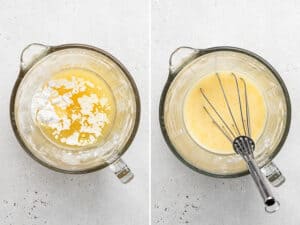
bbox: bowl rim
[10,43,141,174]
[159,46,291,178]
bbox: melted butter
[183,73,266,154]
[32,68,115,149]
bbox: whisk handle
[246,157,279,213]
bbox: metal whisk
[200,73,279,213]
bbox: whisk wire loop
[241,78,252,137]
[200,88,235,140]
[232,73,247,136]
[216,73,241,136]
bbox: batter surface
[31,68,116,149]
[184,73,266,154]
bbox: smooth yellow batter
[32,68,116,149]
[184,73,266,154]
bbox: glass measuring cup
[10,43,140,183]
[160,46,291,187]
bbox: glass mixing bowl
[160,46,291,185]
[10,43,140,183]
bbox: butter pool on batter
[184,73,266,154]
[31,68,116,149]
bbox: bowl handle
[20,43,50,72]
[108,157,134,184]
[261,161,285,187]
[169,46,201,76]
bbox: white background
[0,0,149,225]
[152,1,300,225]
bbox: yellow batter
[184,73,266,154]
[31,68,116,149]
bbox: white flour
[31,76,110,147]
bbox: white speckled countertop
[0,0,149,224]
[152,1,300,224]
